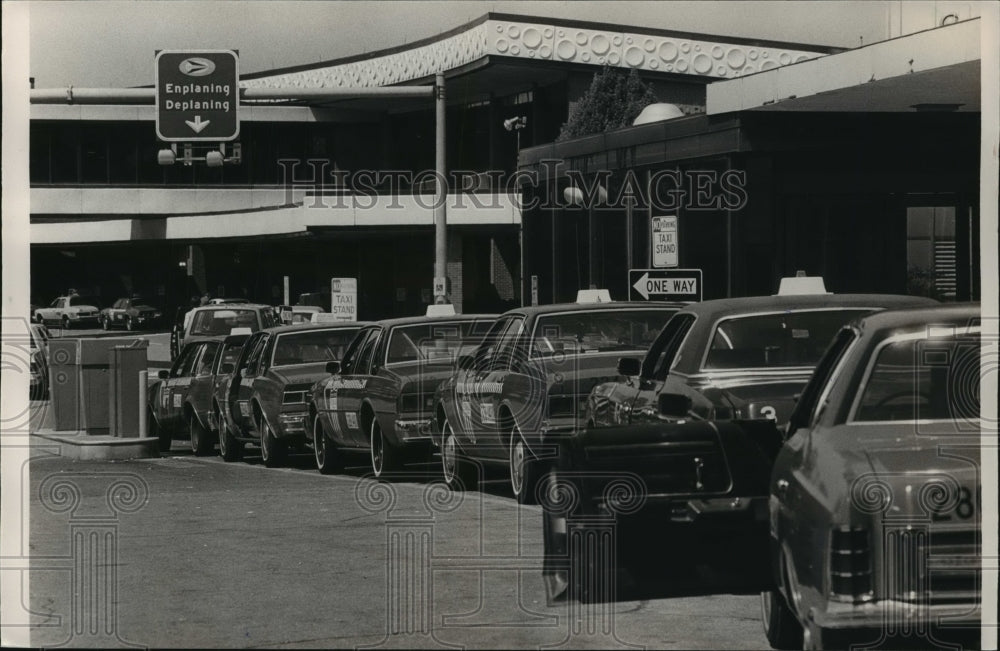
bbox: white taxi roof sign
[426,304,457,317]
[576,289,613,303]
[776,274,831,295]
[230,327,253,336]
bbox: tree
[557,67,658,141]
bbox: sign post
[629,268,702,302]
[651,216,678,268]
[155,50,239,142]
[330,278,358,321]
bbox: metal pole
[434,73,448,304]
[29,86,435,104]
[138,370,148,437]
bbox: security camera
[503,116,527,131]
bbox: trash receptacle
[79,337,144,435]
[49,339,81,431]
[108,340,149,438]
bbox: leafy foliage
[557,67,659,141]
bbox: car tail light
[829,526,873,603]
[547,396,575,417]
[399,393,433,413]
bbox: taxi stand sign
[155,49,239,142]
[629,268,703,302]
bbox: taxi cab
[763,303,982,649]
[542,277,937,602]
[309,308,496,477]
[432,291,680,503]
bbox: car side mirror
[220,362,234,375]
[325,360,341,375]
[157,370,170,380]
[617,357,641,376]
[658,392,692,418]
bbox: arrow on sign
[632,272,699,299]
[185,116,211,133]
[633,272,652,299]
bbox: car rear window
[704,309,871,369]
[853,334,982,422]
[190,309,260,336]
[386,320,492,364]
[531,309,675,357]
[272,328,360,366]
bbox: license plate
[239,401,250,417]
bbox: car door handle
[775,479,789,496]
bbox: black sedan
[544,289,937,602]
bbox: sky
[25,0,896,88]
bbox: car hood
[132,306,160,314]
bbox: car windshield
[531,309,674,356]
[386,320,492,364]
[854,333,982,422]
[704,309,871,369]
[271,328,360,366]
[190,309,260,336]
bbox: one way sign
[629,268,703,302]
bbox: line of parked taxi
[147,278,984,650]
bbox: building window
[906,206,956,300]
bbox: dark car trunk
[570,418,783,502]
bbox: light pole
[504,116,527,305]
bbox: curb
[31,430,162,461]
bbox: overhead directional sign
[155,50,239,141]
[629,268,703,302]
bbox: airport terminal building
[29,9,984,317]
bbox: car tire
[761,587,803,650]
[370,418,402,478]
[35,313,44,325]
[217,406,242,462]
[441,416,477,491]
[150,410,171,454]
[189,413,213,456]
[313,413,343,475]
[509,424,542,505]
[259,416,286,468]
[62,316,71,330]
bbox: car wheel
[441,416,476,491]
[370,418,402,478]
[509,424,542,505]
[62,316,71,330]
[313,413,343,474]
[217,406,242,462]
[34,313,44,325]
[189,413,213,456]
[150,410,171,454]
[761,586,803,649]
[259,416,285,468]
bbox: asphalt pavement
[25,443,771,649]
